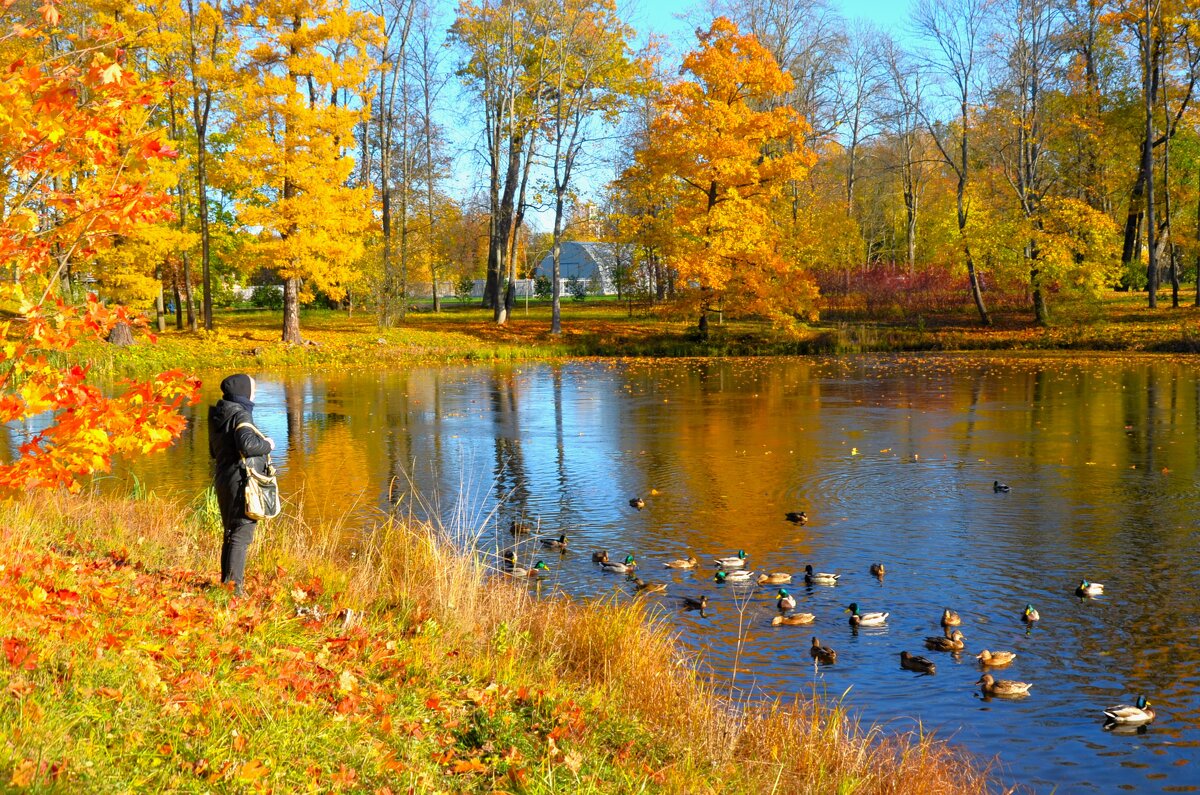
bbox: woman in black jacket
[209,374,275,595]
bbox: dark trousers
[220,520,257,590]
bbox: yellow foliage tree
[627,18,819,327]
[223,0,378,342]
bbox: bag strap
[234,422,272,467]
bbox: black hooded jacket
[209,398,273,528]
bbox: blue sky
[626,0,915,50]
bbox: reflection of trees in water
[551,366,578,529]
[491,369,531,525]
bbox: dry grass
[3,491,1005,793]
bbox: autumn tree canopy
[0,4,198,491]
[626,17,818,326]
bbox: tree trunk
[1144,3,1159,308]
[965,245,989,326]
[1195,166,1200,306]
[551,201,564,335]
[491,131,524,323]
[172,275,183,330]
[282,277,302,343]
[1030,243,1048,325]
[196,103,213,330]
[182,251,197,331]
[154,260,166,333]
[107,322,135,347]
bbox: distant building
[535,241,622,295]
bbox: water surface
[23,355,1200,792]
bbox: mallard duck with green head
[976,649,1017,667]
[925,629,966,652]
[541,533,568,551]
[508,560,550,578]
[714,569,755,583]
[776,589,797,612]
[1022,604,1040,623]
[900,651,937,674]
[713,550,748,569]
[601,554,637,574]
[757,572,792,585]
[977,674,1032,697]
[1075,579,1105,597]
[664,556,698,569]
[940,608,961,627]
[810,637,837,663]
[804,565,840,585]
[845,602,888,626]
[1103,696,1155,726]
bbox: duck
[900,651,937,674]
[509,520,533,535]
[713,550,748,569]
[757,572,793,585]
[508,560,549,578]
[601,554,638,574]
[680,594,708,611]
[772,612,816,626]
[845,602,888,627]
[870,562,886,578]
[540,533,568,551]
[976,649,1017,667]
[804,565,840,585]
[1022,604,1040,623]
[501,549,518,568]
[940,608,962,627]
[924,629,966,652]
[1075,579,1105,597]
[993,481,1011,493]
[784,511,808,524]
[1103,695,1155,726]
[976,673,1032,697]
[810,637,837,663]
[663,556,698,569]
[591,550,609,564]
[631,577,667,594]
[714,569,755,583]
[629,497,645,509]
[776,589,797,612]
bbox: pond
[29,355,1200,792]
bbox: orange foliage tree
[625,18,819,326]
[0,4,199,491]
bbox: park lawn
[59,290,1200,379]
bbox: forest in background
[5,0,1200,346]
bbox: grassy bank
[65,292,1200,378]
[0,492,996,793]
